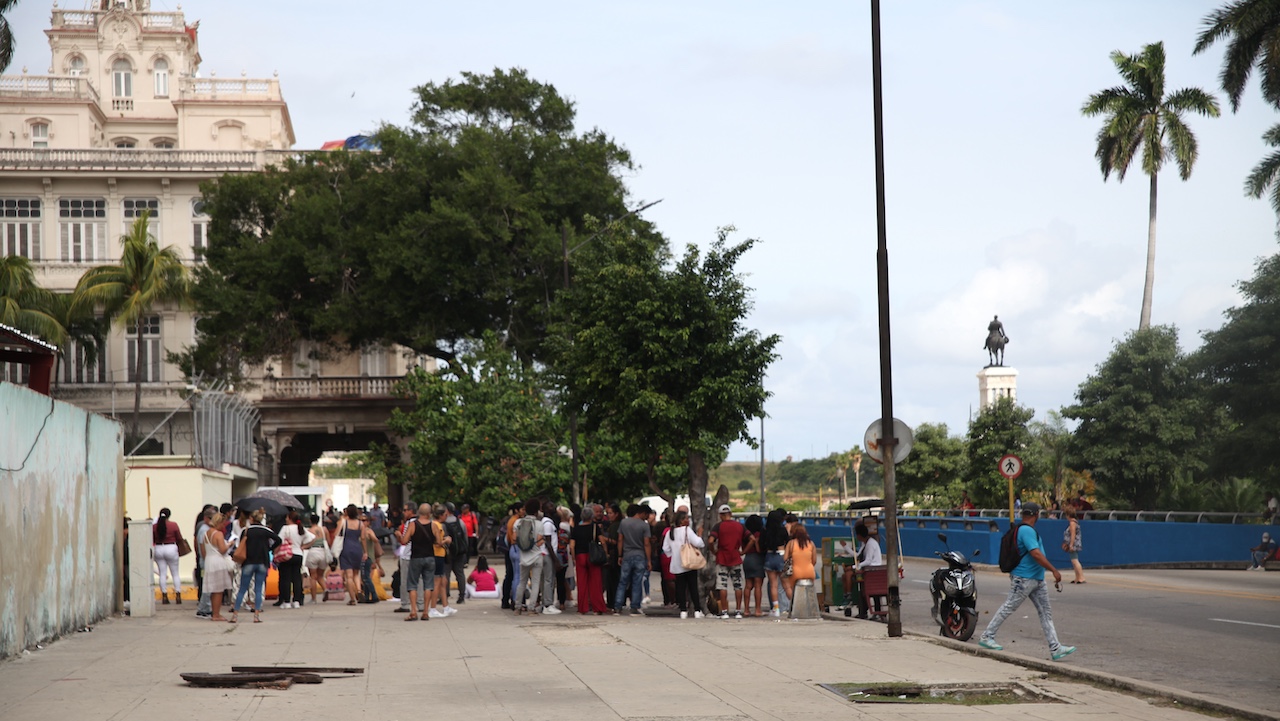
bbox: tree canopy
[185,68,658,379]
[552,227,779,527]
[962,398,1036,508]
[1064,326,1214,509]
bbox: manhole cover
[820,681,1064,705]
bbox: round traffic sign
[864,418,914,465]
[998,454,1023,480]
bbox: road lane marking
[970,571,1280,602]
[1209,618,1280,630]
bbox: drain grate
[820,681,1064,705]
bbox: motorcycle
[929,532,979,641]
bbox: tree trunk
[1139,172,1158,330]
[687,450,709,534]
[133,315,143,440]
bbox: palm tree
[0,255,65,345]
[1195,1,1280,215]
[45,291,107,386]
[1082,42,1220,330]
[1194,0,1280,112]
[75,212,191,438]
[0,0,19,74]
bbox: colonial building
[0,1,422,488]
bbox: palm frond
[1164,87,1222,116]
[1163,111,1199,181]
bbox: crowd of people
[163,495,847,626]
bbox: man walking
[614,504,651,616]
[396,503,436,621]
[978,502,1076,661]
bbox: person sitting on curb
[978,502,1077,662]
[1249,532,1276,571]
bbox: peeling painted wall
[0,382,123,659]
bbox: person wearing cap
[1249,532,1276,571]
[978,502,1077,661]
[709,504,747,619]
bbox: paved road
[891,557,1280,713]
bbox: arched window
[112,59,132,97]
[67,55,85,76]
[153,58,169,97]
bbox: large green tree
[1064,326,1214,509]
[388,332,571,512]
[1195,252,1280,480]
[185,68,656,379]
[76,213,190,438]
[1082,42,1220,330]
[963,398,1036,508]
[553,227,779,529]
[894,422,966,501]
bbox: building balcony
[0,147,305,173]
[51,380,190,410]
[0,74,100,104]
[179,77,283,103]
[260,375,401,400]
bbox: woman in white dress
[201,512,235,621]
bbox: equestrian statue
[984,315,1009,367]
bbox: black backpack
[998,522,1039,573]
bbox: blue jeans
[615,555,648,610]
[981,575,1062,652]
[233,563,268,612]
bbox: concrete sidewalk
[0,596,1267,721]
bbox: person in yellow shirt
[428,504,456,618]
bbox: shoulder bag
[679,528,707,570]
[273,528,295,564]
[176,528,192,557]
[232,530,248,565]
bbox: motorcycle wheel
[941,610,976,641]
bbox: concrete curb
[818,610,1278,720]
[919,629,1280,721]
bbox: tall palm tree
[1194,0,1280,112]
[0,0,19,74]
[0,254,65,345]
[75,212,191,438]
[1082,42,1220,330]
[45,291,107,386]
[1195,1,1280,215]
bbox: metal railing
[796,507,1269,525]
[260,375,400,399]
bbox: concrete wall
[0,382,123,659]
[124,457,257,585]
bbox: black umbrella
[247,488,306,510]
[235,496,289,517]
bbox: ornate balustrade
[0,75,100,103]
[180,77,282,102]
[261,375,400,399]
[51,9,187,31]
[0,148,262,172]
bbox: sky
[9,1,1278,463]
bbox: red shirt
[460,511,479,537]
[711,520,745,566]
[469,568,497,592]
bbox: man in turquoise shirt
[978,502,1077,661]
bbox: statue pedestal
[978,366,1018,410]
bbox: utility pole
[759,415,767,512]
[870,0,903,638]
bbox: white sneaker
[720,611,729,619]
[542,606,562,615]
[428,609,447,619]
[642,595,651,606]
[770,607,781,617]
[444,606,458,616]
[693,611,704,619]
[680,611,688,619]
[735,611,743,619]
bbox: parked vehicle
[929,532,979,641]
